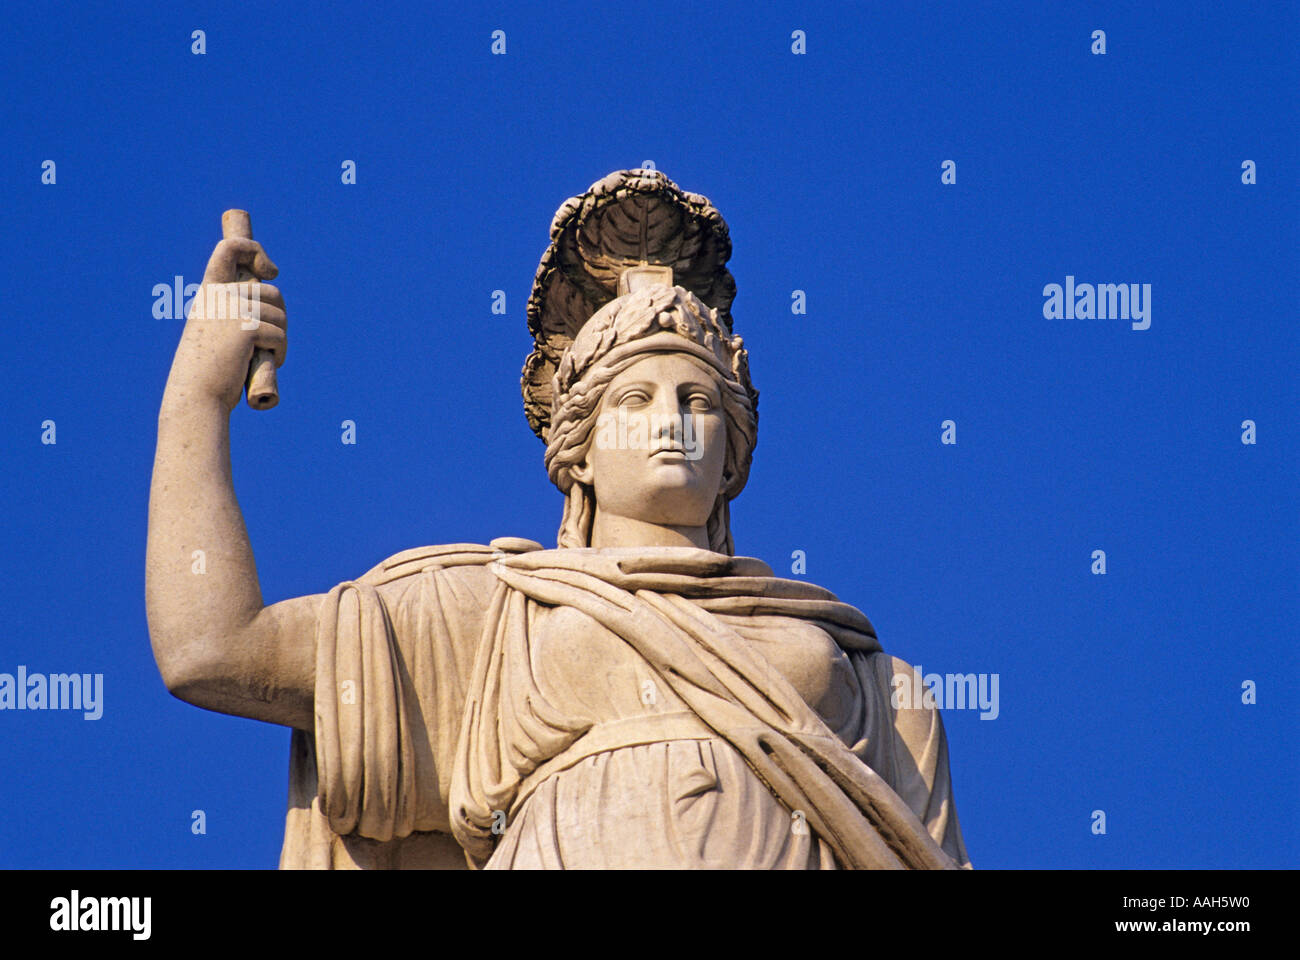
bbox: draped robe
[279,541,972,870]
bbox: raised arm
[145,229,316,730]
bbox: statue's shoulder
[357,537,546,587]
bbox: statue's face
[571,352,728,530]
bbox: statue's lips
[649,446,689,461]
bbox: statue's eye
[616,389,650,407]
[687,393,714,411]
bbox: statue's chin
[646,463,693,480]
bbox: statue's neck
[588,511,710,550]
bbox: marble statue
[146,169,973,869]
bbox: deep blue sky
[1,1,1295,869]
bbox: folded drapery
[280,544,971,870]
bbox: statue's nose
[648,397,684,445]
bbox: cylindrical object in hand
[221,209,279,410]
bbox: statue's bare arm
[145,234,317,730]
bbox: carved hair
[543,284,758,553]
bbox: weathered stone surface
[146,172,972,869]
